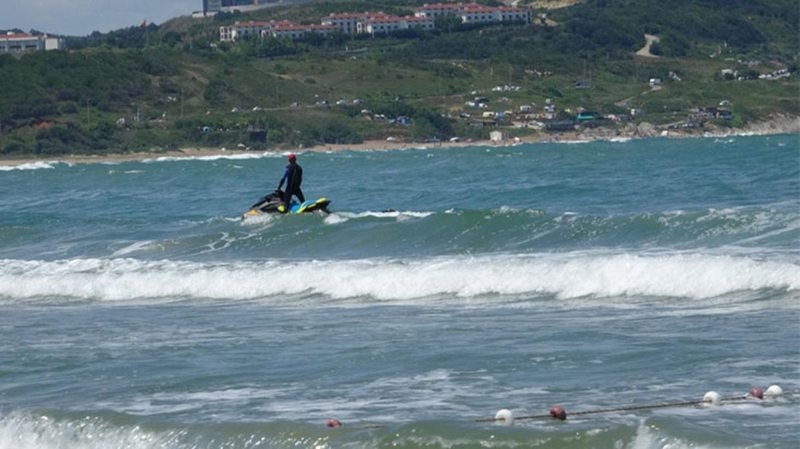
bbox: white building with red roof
[322,12,390,34]
[458,3,499,23]
[414,3,463,19]
[219,20,276,42]
[220,20,338,41]
[0,32,62,53]
[495,6,532,23]
[415,2,530,24]
[269,22,337,40]
[219,2,529,42]
[357,15,434,35]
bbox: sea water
[0,135,798,448]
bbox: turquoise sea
[0,134,798,448]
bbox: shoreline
[1,115,797,167]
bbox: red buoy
[749,387,764,399]
[549,406,567,420]
[326,418,342,428]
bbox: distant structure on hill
[0,31,62,53]
[218,2,531,41]
[200,0,312,17]
[415,2,532,24]
[203,0,223,16]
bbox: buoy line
[323,384,793,428]
[483,385,790,426]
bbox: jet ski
[241,189,330,218]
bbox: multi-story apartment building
[357,15,435,35]
[203,0,223,16]
[415,3,531,24]
[495,6,532,23]
[269,22,336,40]
[219,20,273,41]
[218,2,530,42]
[413,3,463,19]
[322,12,387,35]
[0,32,62,53]
[220,20,335,42]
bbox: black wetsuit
[278,162,304,207]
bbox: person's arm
[277,167,288,189]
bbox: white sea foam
[326,210,434,223]
[0,161,58,171]
[240,212,278,226]
[558,139,593,144]
[627,420,721,449]
[0,253,797,304]
[100,387,280,416]
[609,137,633,143]
[109,240,162,257]
[142,151,278,163]
[252,369,476,422]
[0,413,171,449]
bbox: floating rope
[474,398,717,423]
[326,384,793,428]
[480,384,791,425]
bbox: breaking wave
[1,252,796,304]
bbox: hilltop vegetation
[0,0,797,156]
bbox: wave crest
[1,253,796,303]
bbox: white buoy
[495,409,514,426]
[765,385,784,399]
[703,391,721,406]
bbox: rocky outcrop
[635,122,658,137]
[743,114,800,135]
[562,114,798,143]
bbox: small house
[490,130,508,142]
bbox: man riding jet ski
[242,153,330,218]
[277,152,303,213]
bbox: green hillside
[1,0,797,156]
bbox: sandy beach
[1,114,797,167]
[0,137,494,167]
[0,139,470,167]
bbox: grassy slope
[0,0,797,155]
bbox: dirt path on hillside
[530,0,582,9]
[636,34,660,58]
